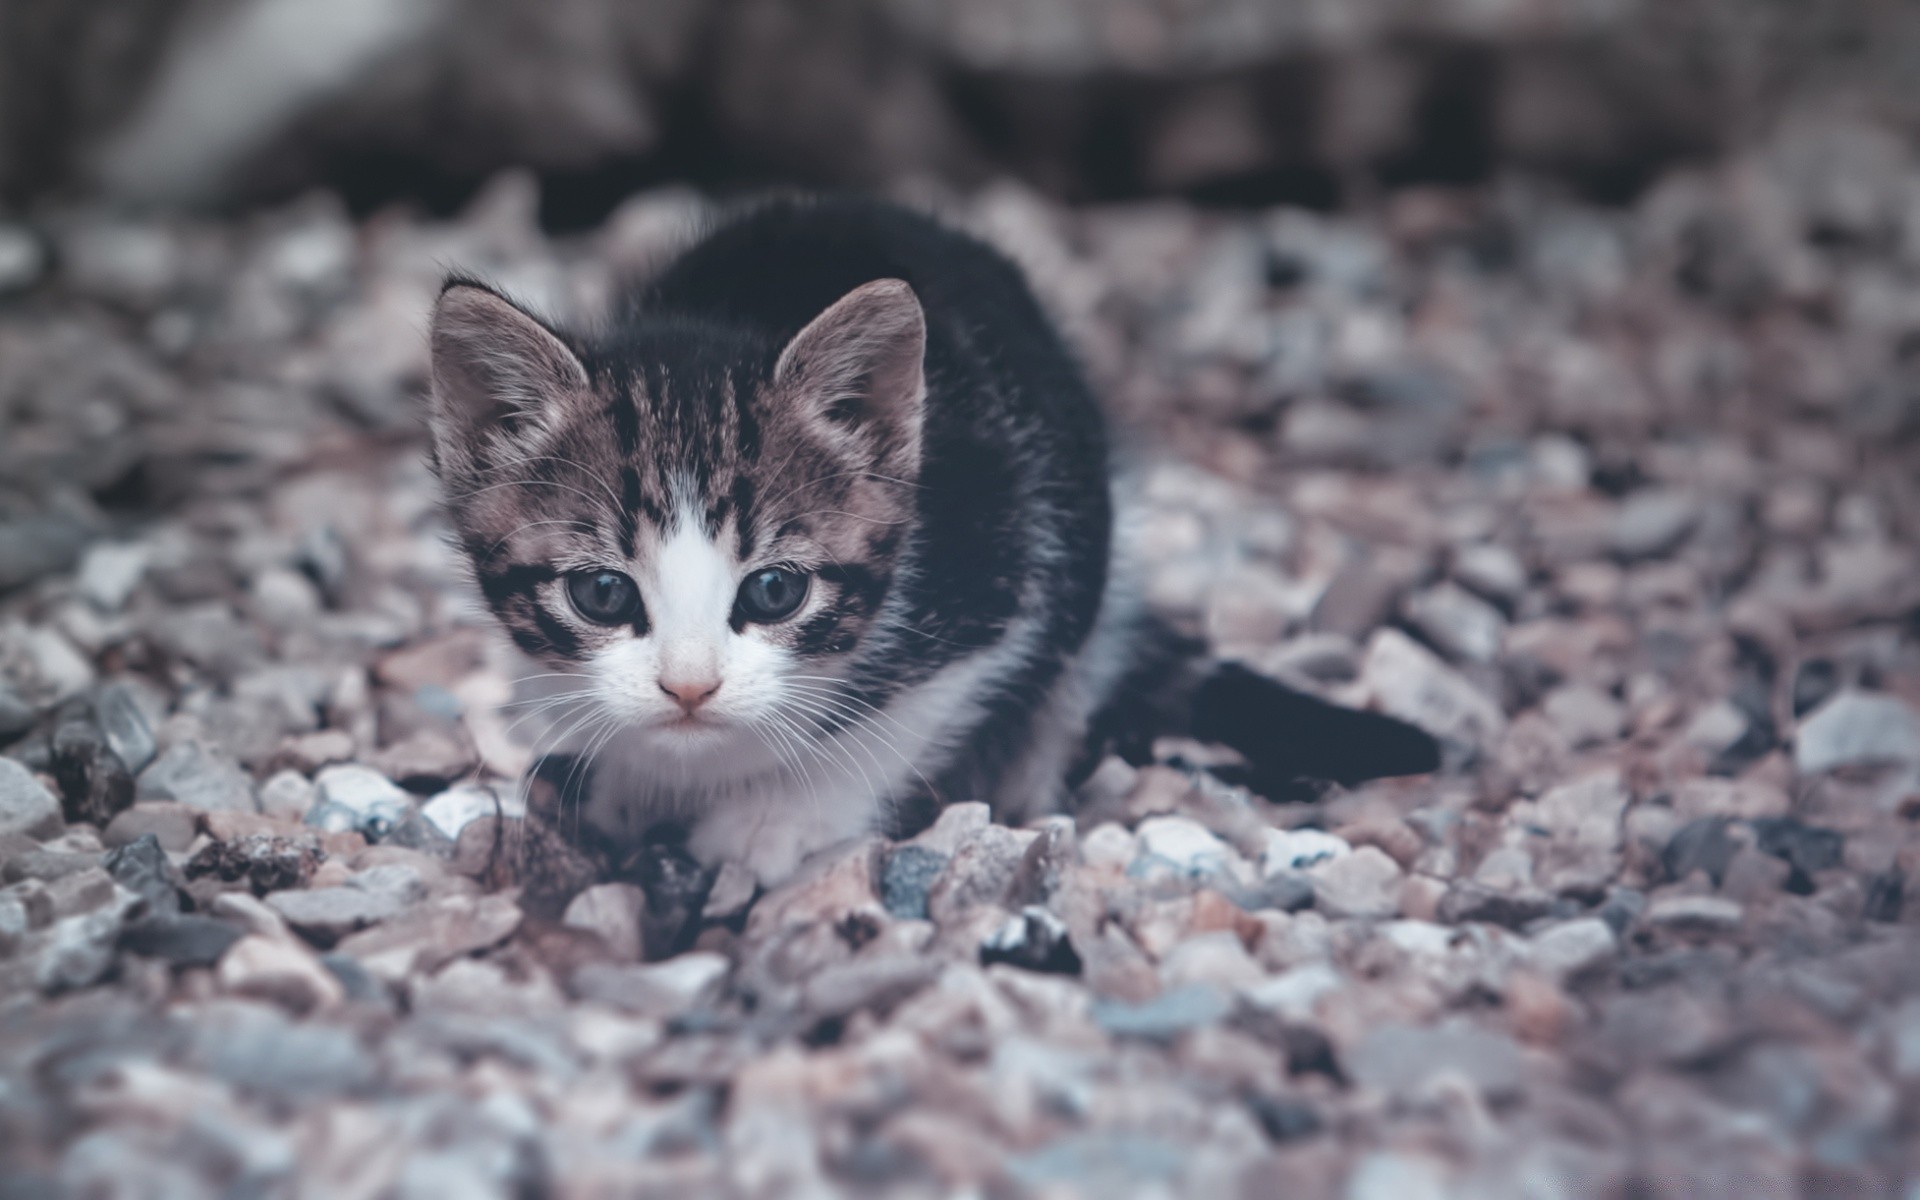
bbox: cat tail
[1082,616,1441,800]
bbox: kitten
[428,196,1437,887]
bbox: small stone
[333,893,521,979]
[1612,489,1700,559]
[1308,845,1403,919]
[0,683,36,740]
[907,802,991,856]
[0,222,47,293]
[1346,1151,1453,1200]
[880,845,947,920]
[218,934,346,1013]
[1525,770,1631,892]
[93,683,158,774]
[186,834,322,894]
[4,847,96,884]
[258,770,316,822]
[119,914,244,966]
[1453,543,1528,602]
[136,741,256,812]
[1260,828,1351,875]
[274,730,355,775]
[925,826,1033,926]
[75,542,147,611]
[572,951,729,1018]
[1157,929,1262,990]
[265,887,405,942]
[1645,893,1744,931]
[104,833,183,915]
[1133,816,1234,880]
[702,860,757,922]
[247,567,324,628]
[347,862,428,908]
[369,729,477,790]
[1348,1022,1528,1099]
[1748,817,1844,891]
[1541,684,1624,749]
[36,905,128,992]
[980,905,1082,975]
[1241,962,1343,1020]
[420,783,509,840]
[1524,917,1616,982]
[307,764,410,839]
[0,758,64,839]
[1794,690,1920,774]
[47,866,118,917]
[564,882,647,962]
[1402,582,1506,664]
[1359,628,1506,749]
[1662,817,1738,886]
[1091,983,1231,1040]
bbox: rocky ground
[3,114,1920,1198]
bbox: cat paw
[688,803,861,888]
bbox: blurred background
[9,0,1920,218]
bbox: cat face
[427,278,925,768]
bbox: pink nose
[659,676,721,713]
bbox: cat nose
[659,675,721,713]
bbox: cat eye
[735,566,810,624]
[566,570,641,625]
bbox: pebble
[1402,581,1506,664]
[217,933,346,1012]
[265,886,408,941]
[35,905,129,992]
[1612,489,1701,559]
[275,730,356,775]
[420,782,511,839]
[1644,893,1745,931]
[1795,690,1920,773]
[1360,627,1506,749]
[1524,917,1617,982]
[104,833,183,914]
[573,951,729,1018]
[980,905,1082,975]
[1347,1021,1529,1099]
[1452,542,1529,602]
[136,741,257,812]
[1091,983,1232,1040]
[563,882,647,962]
[1132,815,1235,881]
[258,770,317,822]
[880,844,947,920]
[75,542,148,611]
[1308,845,1403,919]
[0,222,46,293]
[703,860,758,923]
[0,758,64,839]
[306,764,410,838]
[333,893,521,980]
[120,914,245,966]
[94,683,158,774]
[1260,828,1352,875]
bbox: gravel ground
[3,116,1920,1198]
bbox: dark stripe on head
[732,476,757,560]
[619,467,643,555]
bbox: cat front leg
[686,786,880,887]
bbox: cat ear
[428,281,588,474]
[773,278,926,477]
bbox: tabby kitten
[428,196,1436,886]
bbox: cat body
[431,197,1132,884]
[430,195,1439,888]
